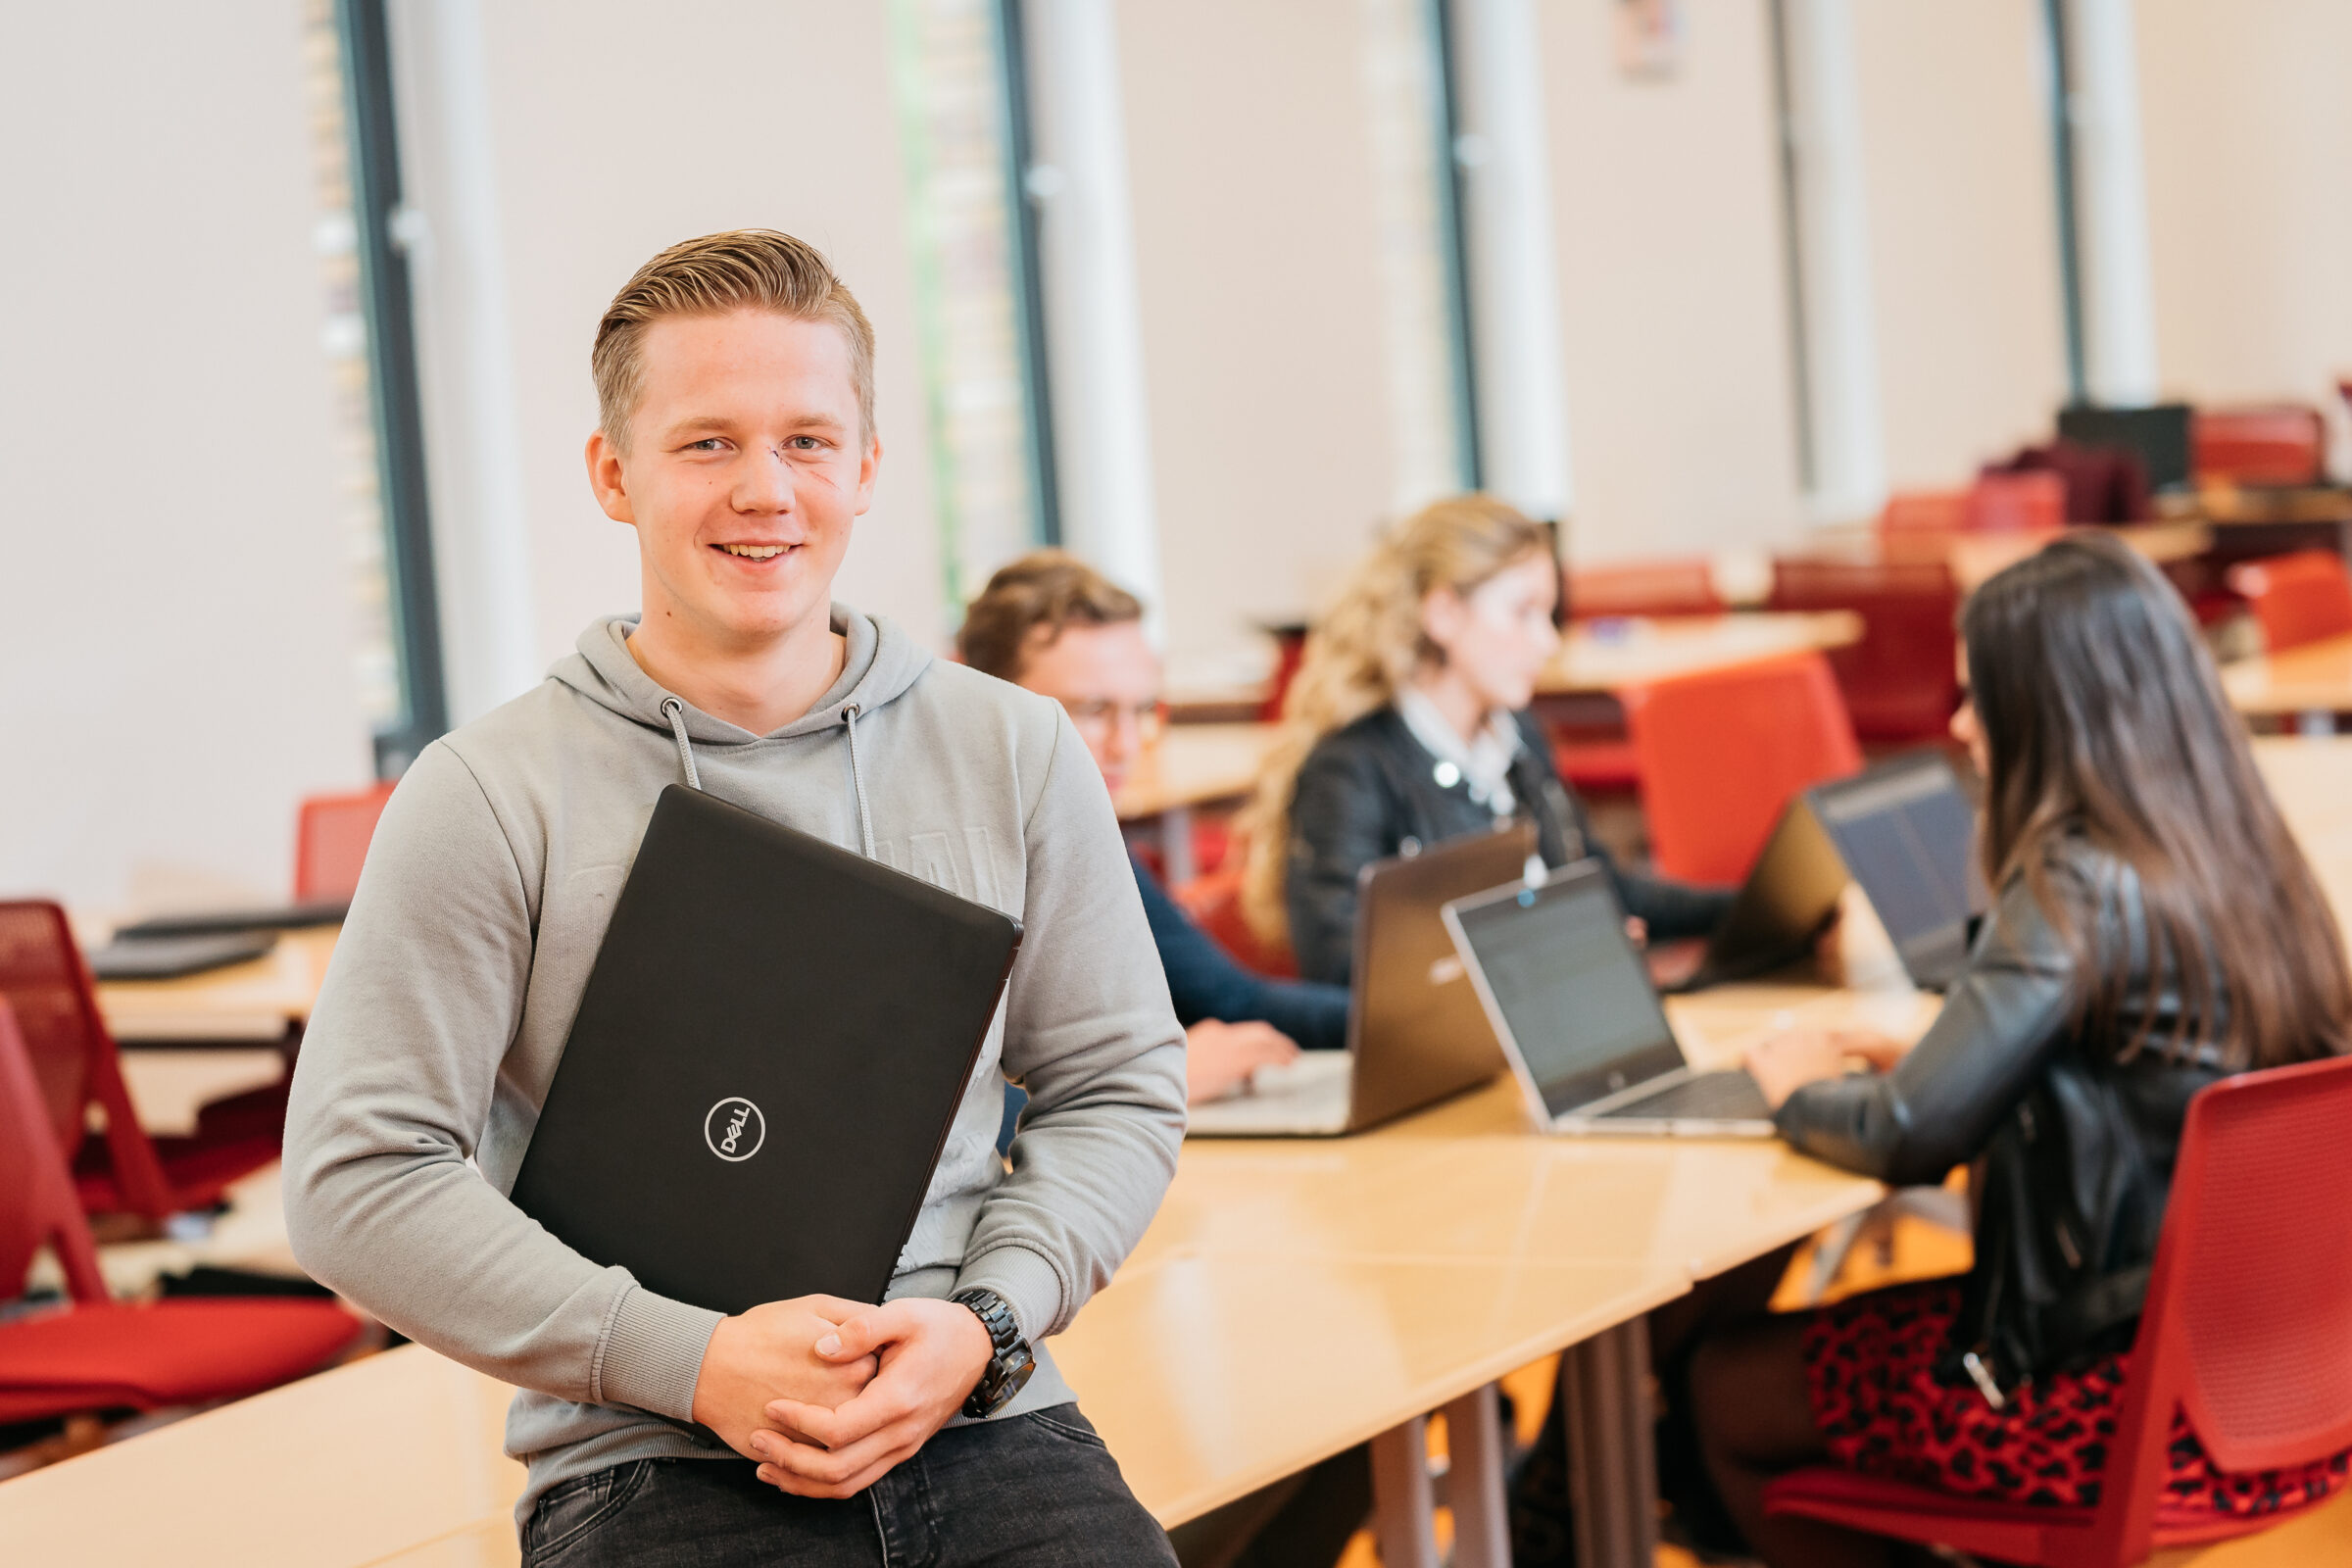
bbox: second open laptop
[1184,820,1538,1138]
[1683,750,1982,992]
[1445,858,1776,1138]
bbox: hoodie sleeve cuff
[952,1245,1067,1344]
[596,1283,724,1421]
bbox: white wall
[1116,0,1412,684]
[1851,0,2069,490]
[0,1,371,909]
[1537,0,1809,562]
[393,0,950,677]
[2137,0,2352,475]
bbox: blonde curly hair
[1238,495,1555,942]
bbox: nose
[734,448,796,514]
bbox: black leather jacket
[1776,840,2230,1393]
[1282,708,1736,985]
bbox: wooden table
[1540,611,1863,697]
[2224,634,2352,726]
[1109,722,1281,883]
[94,926,337,1043]
[2253,735,2352,934]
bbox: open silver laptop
[1443,860,1775,1138]
[1186,821,1538,1138]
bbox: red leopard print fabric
[1802,1282,2350,1517]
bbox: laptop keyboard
[1599,1068,1772,1122]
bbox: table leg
[1160,805,1196,886]
[2298,709,2337,737]
[1444,1383,1511,1568]
[1561,1317,1659,1568]
[1369,1412,1438,1568]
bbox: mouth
[713,542,795,562]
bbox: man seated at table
[959,552,1349,1105]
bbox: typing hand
[688,1296,879,1460]
[1183,1018,1301,1104]
[749,1297,995,1498]
[1744,1027,1906,1109]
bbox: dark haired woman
[1688,534,2352,1568]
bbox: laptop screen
[1449,868,1686,1119]
[1810,756,1981,975]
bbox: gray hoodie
[282,609,1187,1521]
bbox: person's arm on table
[280,747,872,1462]
[1755,876,2078,1186]
[752,714,1188,1497]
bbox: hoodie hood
[549,605,933,855]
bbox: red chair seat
[0,1298,362,1423]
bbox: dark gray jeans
[522,1405,1177,1567]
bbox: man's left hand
[748,1297,996,1498]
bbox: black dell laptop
[511,786,1023,1315]
[1682,750,1982,992]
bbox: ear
[851,431,883,515]
[585,428,637,526]
[1419,584,1467,656]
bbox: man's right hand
[689,1296,880,1460]
[1184,1018,1301,1103]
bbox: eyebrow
[657,412,851,443]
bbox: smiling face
[1418,551,1562,713]
[585,308,878,654]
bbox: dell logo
[704,1097,766,1163]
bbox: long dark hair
[1962,533,2350,1069]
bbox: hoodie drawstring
[660,697,702,791]
[841,703,876,858]
[660,693,875,860]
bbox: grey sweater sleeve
[280,744,722,1421]
[952,714,1189,1341]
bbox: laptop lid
[1346,821,1539,1130]
[1806,751,1982,989]
[511,785,1022,1315]
[1444,861,1688,1124]
[1688,793,1850,988]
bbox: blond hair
[592,229,876,450]
[1239,495,1555,941]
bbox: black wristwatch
[952,1287,1036,1419]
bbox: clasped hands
[688,1294,996,1498]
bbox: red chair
[1879,491,1970,533]
[1171,867,1299,979]
[293,781,397,903]
[0,1000,362,1425]
[1769,559,1964,743]
[1257,626,1309,724]
[1619,652,1863,885]
[1964,470,2066,533]
[1564,559,1724,620]
[0,902,285,1221]
[2225,550,2352,654]
[2195,406,2327,489]
[1764,1052,2352,1566]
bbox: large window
[303,0,446,776]
[891,0,1058,615]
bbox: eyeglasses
[1058,698,1167,744]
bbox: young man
[283,232,1187,1565]
[959,553,1350,1103]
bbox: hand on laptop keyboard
[1187,1019,1302,1104]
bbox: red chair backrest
[1879,491,1970,533]
[2089,1053,2352,1560]
[2224,549,2352,653]
[1768,558,1964,742]
[0,1000,109,1305]
[1619,652,1863,886]
[1170,867,1299,980]
[0,901,172,1218]
[1258,629,1309,725]
[2194,406,2327,488]
[1964,470,2065,533]
[293,781,397,903]
[1565,559,1724,620]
